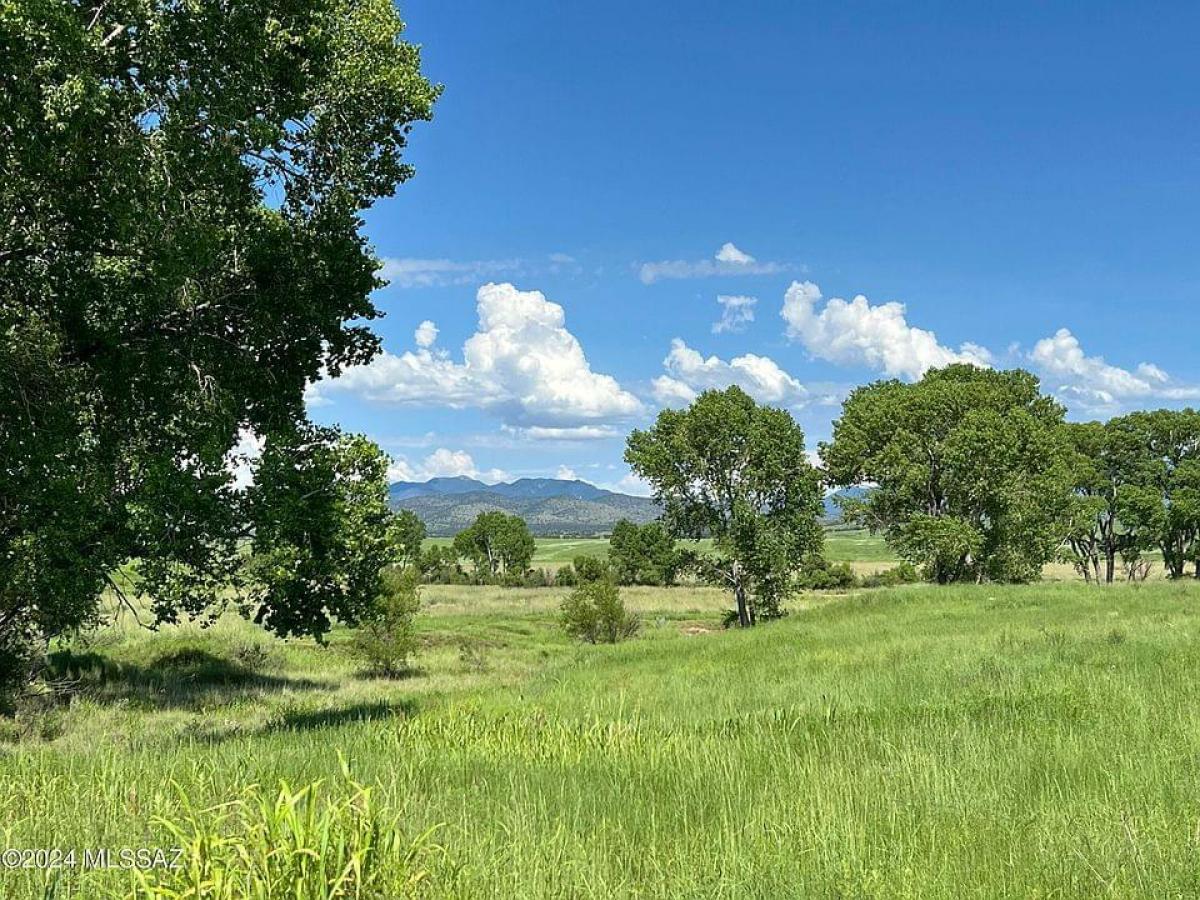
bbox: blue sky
[308,1,1200,492]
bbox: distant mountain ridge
[388,477,659,535]
[390,477,867,536]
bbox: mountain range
[388,477,660,535]
[389,476,866,536]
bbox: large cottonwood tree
[0,0,438,685]
[625,386,824,626]
[822,365,1070,583]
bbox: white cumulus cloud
[555,465,579,481]
[1028,328,1200,412]
[652,338,807,407]
[715,242,755,264]
[414,320,438,348]
[780,280,992,381]
[387,447,509,484]
[712,294,757,334]
[639,243,786,285]
[308,282,643,432]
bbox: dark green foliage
[627,387,824,626]
[608,520,681,585]
[0,0,437,698]
[419,545,467,584]
[1105,410,1200,579]
[352,568,421,678]
[823,366,1070,584]
[389,510,427,571]
[1060,420,1148,583]
[554,565,578,587]
[795,560,857,590]
[571,555,611,584]
[244,430,400,640]
[560,580,640,644]
[0,635,35,716]
[453,513,536,581]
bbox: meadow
[3,542,1200,897]
[427,529,897,571]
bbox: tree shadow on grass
[44,648,333,711]
[269,699,418,733]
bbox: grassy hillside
[4,579,1200,897]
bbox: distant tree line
[410,369,1199,635]
[408,513,683,589]
[622,372,1200,629]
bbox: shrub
[859,562,921,588]
[796,560,857,590]
[353,569,421,677]
[523,568,553,588]
[419,545,466,584]
[554,564,578,587]
[560,580,639,644]
[230,640,273,672]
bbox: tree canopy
[1109,409,1200,579]
[453,512,536,581]
[0,0,438,664]
[822,365,1070,583]
[607,520,680,586]
[625,386,824,626]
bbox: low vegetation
[560,579,640,644]
[352,569,423,678]
[4,579,1200,897]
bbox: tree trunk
[1104,549,1116,585]
[733,582,751,628]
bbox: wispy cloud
[379,257,523,289]
[379,253,586,289]
[638,243,787,285]
[712,294,757,334]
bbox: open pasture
[4,577,1200,897]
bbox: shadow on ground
[44,647,333,710]
[268,699,418,733]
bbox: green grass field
[4,566,1200,897]
[426,529,894,568]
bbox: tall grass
[128,760,441,899]
[4,581,1200,897]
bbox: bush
[353,569,421,677]
[859,562,920,588]
[554,564,578,587]
[523,568,553,588]
[796,560,857,590]
[230,640,274,672]
[560,580,639,644]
